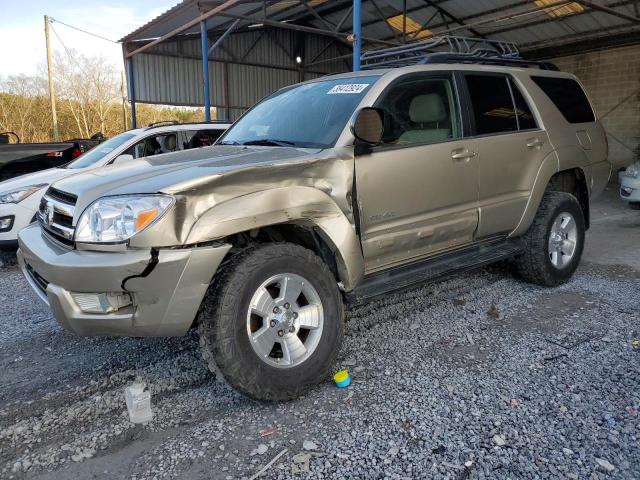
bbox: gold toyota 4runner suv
[18,39,611,400]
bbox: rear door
[460,72,555,238]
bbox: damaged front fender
[186,186,364,291]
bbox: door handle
[526,138,544,149]
[451,150,477,162]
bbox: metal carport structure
[120,0,640,127]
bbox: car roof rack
[361,35,558,71]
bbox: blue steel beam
[200,20,211,122]
[352,0,362,71]
[127,58,137,128]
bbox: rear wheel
[198,243,344,401]
[515,191,585,286]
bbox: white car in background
[0,122,231,247]
[619,161,640,209]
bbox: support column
[200,20,211,122]
[352,0,362,71]
[126,57,137,129]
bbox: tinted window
[509,79,537,130]
[532,76,595,123]
[466,75,518,135]
[376,75,461,146]
[183,129,225,149]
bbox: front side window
[220,76,379,148]
[375,75,461,146]
[466,74,518,135]
[124,133,179,159]
[531,76,595,124]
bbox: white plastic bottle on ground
[124,381,153,424]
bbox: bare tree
[50,50,119,138]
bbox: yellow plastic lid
[333,370,349,382]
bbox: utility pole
[44,15,60,141]
[120,71,128,131]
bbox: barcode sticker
[327,84,370,94]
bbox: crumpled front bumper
[17,224,231,336]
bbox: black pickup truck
[0,132,103,181]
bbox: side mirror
[352,107,383,145]
[112,154,133,165]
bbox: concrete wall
[552,44,640,168]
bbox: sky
[0,0,177,77]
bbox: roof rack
[361,35,558,71]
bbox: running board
[345,239,523,304]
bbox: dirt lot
[1,184,639,479]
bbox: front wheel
[515,191,585,286]
[198,243,344,401]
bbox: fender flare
[511,146,589,237]
[185,186,365,291]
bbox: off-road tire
[515,191,585,286]
[198,243,344,401]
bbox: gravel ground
[0,187,638,480]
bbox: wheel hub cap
[548,211,578,269]
[246,273,324,369]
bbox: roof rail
[144,120,232,130]
[361,35,558,71]
[147,120,179,128]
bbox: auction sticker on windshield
[327,84,370,94]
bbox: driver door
[355,73,479,273]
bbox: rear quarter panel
[509,71,609,236]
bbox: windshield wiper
[217,140,241,145]
[242,139,296,147]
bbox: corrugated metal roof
[121,0,640,111]
[122,1,640,49]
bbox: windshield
[66,133,136,169]
[220,76,379,148]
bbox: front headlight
[625,164,639,178]
[0,184,47,204]
[75,195,175,243]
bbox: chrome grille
[38,188,77,247]
[47,187,78,204]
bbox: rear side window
[532,76,595,123]
[465,75,518,135]
[509,79,537,130]
[183,129,225,149]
